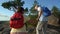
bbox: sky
[0,0,60,17]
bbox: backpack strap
[11,18,21,21]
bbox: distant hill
[0,14,10,21]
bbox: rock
[48,15,59,26]
[1,28,11,34]
[47,28,60,34]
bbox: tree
[24,8,28,14]
[52,6,60,24]
[30,0,38,14]
[2,0,28,13]
[27,0,39,26]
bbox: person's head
[34,5,39,10]
[17,7,24,14]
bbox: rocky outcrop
[48,15,59,26]
[0,22,10,34]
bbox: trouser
[36,21,47,34]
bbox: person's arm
[38,10,42,18]
[37,7,42,21]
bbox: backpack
[10,12,24,29]
[42,7,51,17]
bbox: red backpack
[10,12,24,29]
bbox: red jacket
[10,12,24,29]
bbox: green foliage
[24,8,28,13]
[30,0,38,13]
[14,0,25,7]
[52,6,60,18]
[2,0,29,13]
[2,0,25,11]
[29,14,37,19]
[2,2,12,10]
[52,6,60,24]
[26,0,39,26]
[29,0,38,20]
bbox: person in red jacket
[10,7,27,34]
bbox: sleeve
[37,7,42,12]
[37,7,42,15]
